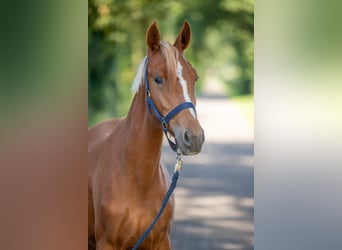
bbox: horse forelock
[131,41,179,93]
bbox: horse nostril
[183,130,192,146]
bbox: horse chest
[113,189,174,228]
[104,199,173,248]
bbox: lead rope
[132,150,183,250]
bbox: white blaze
[176,61,196,118]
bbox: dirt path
[161,95,254,250]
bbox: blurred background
[89,0,254,249]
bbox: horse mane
[131,56,147,93]
[131,41,179,93]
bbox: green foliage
[89,0,254,126]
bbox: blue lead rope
[132,153,183,250]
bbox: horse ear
[174,20,191,52]
[146,21,160,53]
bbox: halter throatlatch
[144,58,196,152]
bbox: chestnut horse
[88,21,204,249]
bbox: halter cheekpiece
[144,58,196,152]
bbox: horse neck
[123,85,164,185]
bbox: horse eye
[195,75,200,82]
[154,76,163,84]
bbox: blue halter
[144,58,196,152]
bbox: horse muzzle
[174,126,205,155]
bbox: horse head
[145,21,205,155]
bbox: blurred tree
[176,0,253,96]
[88,0,254,126]
[88,0,176,125]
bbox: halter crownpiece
[143,58,196,152]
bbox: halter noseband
[144,58,196,152]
